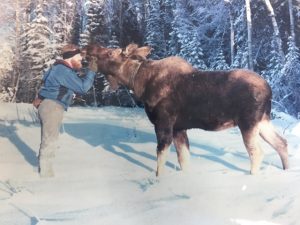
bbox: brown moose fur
[86,44,289,176]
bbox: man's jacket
[38,60,96,110]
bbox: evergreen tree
[71,0,84,44]
[173,0,206,69]
[262,38,284,86]
[187,0,230,62]
[209,47,229,70]
[49,0,77,47]
[107,33,120,48]
[0,43,14,102]
[21,4,53,73]
[161,0,175,56]
[18,4,53,102]
[178,31,207,69]
[261,38,285,112]
[80,0,106,46]
[231,45,248,69]
[78,0,104,106]
[145,0,166,59]
[168,0,180,56]
[168,29,179,56]
[98,34,120,106]
[120,0,142,46]
[282,36,300,116]
[230,1,248,69]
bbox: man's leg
[38,99,64,177]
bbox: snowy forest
[0,0,300,117]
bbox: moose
[85,44,288,176]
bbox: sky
[0,103,300,225]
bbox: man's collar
[54,59,73,70]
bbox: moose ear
[110,48,122,58]
[124,44,138,56]
[134,46,152,58]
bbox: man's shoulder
[52,61,75,74]
[53,60,73,70]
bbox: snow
[0,103,300,225]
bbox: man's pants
[38,99,64,177]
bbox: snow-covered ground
[0,103,300,225]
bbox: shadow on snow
[0,119,38,167]
[0,118,252,173]
[64,122,249,173]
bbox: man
[35,44,98,177]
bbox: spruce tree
[231,45,248,69]
[145,0,166,59]
[179,31,207,69]
[282,36,300,116]
[173,0,206,69]
[80,0,106,47]
[0,43,14,102]
[262,38,284,87]
[19,4,53,102]
[161,0,175,56]
[209,47,229,70]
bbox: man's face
[70,53,83,70]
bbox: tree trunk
[263,0,285,61]
[288,0,295,41]
[119,0,124,46]
[245,0,253,70]
[225,1,235,66]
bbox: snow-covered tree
[178,31,207,69]
[119,0,141,46]
[43,0,77,48]
[0,43,14,102]
[282,36,300,115]
[161,0,175,56]
[172,0,207,69]
[260,38,285,112]
[262,38,284,85]
[145,0,166,59]
[18,3,53,102]
[80,0,106,46]
[209,47,229,70]
[107,33,120,48]
[231,45,248,69]
[262,0,285,62]
[187,0,230,61]
[0,44,14,82]
[22,5,53,73]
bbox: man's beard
[71,59,82,70]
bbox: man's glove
[88,56,98,72]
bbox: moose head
[84,44,152,91]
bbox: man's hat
[61,44,81,59]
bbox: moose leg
[173,130,190,172]
[155,125,173,177]
[259,120,289,170]
[240,125,264,174]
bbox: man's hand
[88,56,98,72]
[32,98,42,109]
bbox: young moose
[86,44,288,176]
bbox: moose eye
[107,50,114,57]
